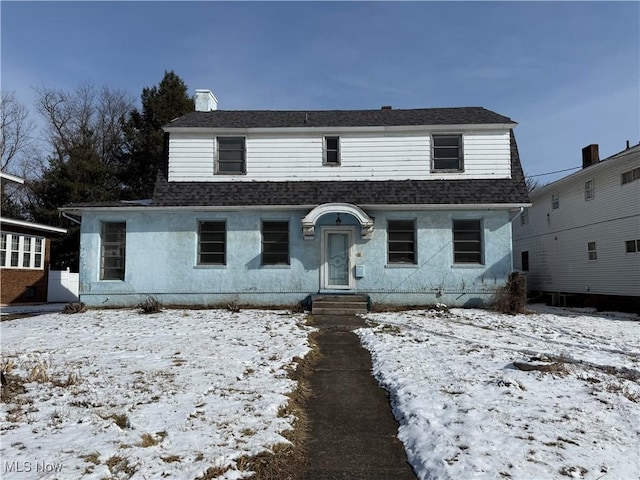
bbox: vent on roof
[195,89,218,112]
[381,105,392,110]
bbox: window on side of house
[453,219,483,264]
[521,251,529,271]
[587,241,597,261]
[261,221,290,265]
[216,137,246,174]
[198,221,226,265]
[101,222,126,280]
[584,179,594,201]
[551,192,560,209]
[432,134,463,171]
[387,219,416,264]
[324,136,340,166]
[520,208,529,225]
[621,167,640,185]
[0,233,45,269]
[625,239,640,253]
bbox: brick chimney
[582,144,599,169]
[195,89,218,112]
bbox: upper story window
[101,222,126,280]
[387,219,416,264]
[625,239,640,253]
[587,241,597,261]
[520,208,529,225]
[261,221,290,265]
[324,136,340,166]
[621,167,640,185]
[453,219,483,264]
[584,179,594,201]
[551,192,560,209]
[432,134,463,171]
[198,221,226,265]
[216,137,246,174]
[0,232,45,270]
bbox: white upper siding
[513,145,640,297]
[167,130,511,182]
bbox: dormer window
[324,136,340,166]
[432,134,463,171]
[216,137,246,174]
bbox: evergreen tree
[119,71,194,199]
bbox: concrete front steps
[311,294,370,315]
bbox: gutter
[61,212,82,225]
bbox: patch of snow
[1,309,312,479]
[358,307,640,480]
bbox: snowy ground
[358,305,640,480]
[0,309,312,479]
[1,305,638,480]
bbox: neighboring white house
[513,142,640,311]
[61,90,530,308]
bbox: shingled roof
[152,131,529,207]
[166,107,516,129]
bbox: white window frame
[587,241,597,261]
[432,134,464,172]
[0,232,45,270]
[215,136,246,174]
[625,239,640,253]
[621,167,640,185]
[323,136,341,166]
[551,192,560,209]
[520,208,529,225]
[584,179,594,201]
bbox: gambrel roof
[152,131,529,207]
[167,107,516,129]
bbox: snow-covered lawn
[0,309,312,479]
[358,305,640,480]
[2,305,639,480]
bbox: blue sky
[2,1,638,184]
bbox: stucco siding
[79,208,514,308]
[167,131,511,182]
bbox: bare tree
[0,91,36,173]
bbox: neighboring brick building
[1,218,67,304]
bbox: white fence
[48,268,79,303]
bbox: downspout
[508,207,525,223]
[61,212,82,225]
[508,207,525,272]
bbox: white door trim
[320,226,355,291]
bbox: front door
[321,228,354,290]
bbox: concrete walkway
[305,315,416,480]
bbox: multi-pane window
[387,220,416,264]
[625,239,640,253]
[587,241,597,261]
[520,208,529,225]
[621,167,640,185]
[324,136,340,165]
[261,221,290,265]
[453,219,482,264]
[584,179,594,200]
[217,137,246,174]
[101,222,126,280]
[198,221,226,265]
[0,233,45,269]
[521,251,529,271]
[551,192,560,209]
[432,134,463,171]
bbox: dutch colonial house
[61,90,530,309]
[513,142,640,312]
[1,172,67,304]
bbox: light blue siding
[79,209,514,308]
